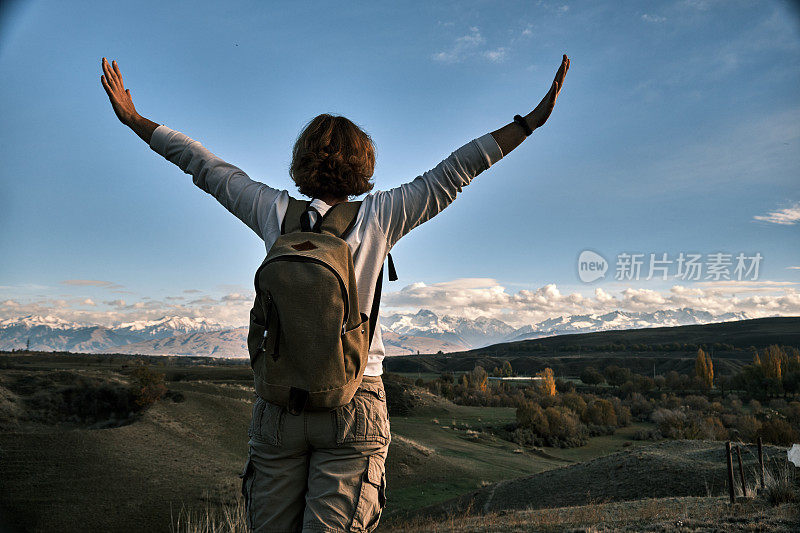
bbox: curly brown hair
[290,114,376,199]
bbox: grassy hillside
[1,350,797,532]
[471,316,800,353]
[409,440,788,517]
[385,317,800,376]
[384,496,799,532]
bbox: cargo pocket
[238,452,255,531]
[249,396,284,447]
[334,384,390,445]
[350,454,387,532]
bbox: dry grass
[381,496,800,532]
[170,490,247,533]
[762,460,798,506]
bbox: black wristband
[513,114,533,136]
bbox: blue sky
[1,0,798,327]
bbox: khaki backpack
[247,198,394,414]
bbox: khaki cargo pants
[239,376,390,532]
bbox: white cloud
[641,13,666,23]
[222,292,251,302]
[696,280,797,290]
[4,277,799,330]
[535,1,570,14]
[60,279,123,289]
[432,26,515,64]
[787,266,800,270]
[431,26,486,63]
[753,202,800,225]
[382,278,800,326]
[483,47,508,63]
[683,0,714,10]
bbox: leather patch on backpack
[291,240,317,251]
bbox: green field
[385,402,657,514]
[1,350,796,532]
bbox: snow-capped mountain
[0,308,751,356]
[381,309,517,349]
[108,327,249,358]
[509,308,749,342]
[0,315,79,330]
[0,315,224,352]
[115,316,223,339]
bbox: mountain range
[0,308,750,357]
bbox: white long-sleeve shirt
[149,125,504,375]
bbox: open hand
[528,54,570,129]
[101,58,138,126]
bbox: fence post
[757,437,765,490]
[726,441,735,504]
[736,445,748,498]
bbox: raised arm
[371,55,569,248]
[100,58,159,144]
[490,54,569,156]
[100,57,282,239]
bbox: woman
[101,53,569,532]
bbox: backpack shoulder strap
[281,199,363,238]
[368,252,397,349]
[281,198,311,235]
[319,200,363,239]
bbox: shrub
[555,378,575,393]
[734,415,762,442]
[516,400,548,435]
[768,399,788,411]
[543,406,588,447]
[651,408,687,439]
[783,402,800,425]
[560,392,587,416]
[758,419,799,446]
[610,397,631,426]
[129,365,167,409]
[626,392,654,420]
[662,394,682,409]
[684,395,710,412]
[580,366,605,385]
[604,365,632,387]
[749,399,762,414]
[726,393,742,410]
[632,428,662,441]
[514,401,588,448]
[583,399,617,427]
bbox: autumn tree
[536,367,556,397]
[501,360,513,377]
[467,365,488,392]
[762,345,784,380]
[694,348,714,389]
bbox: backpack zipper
[254,255,350,335]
